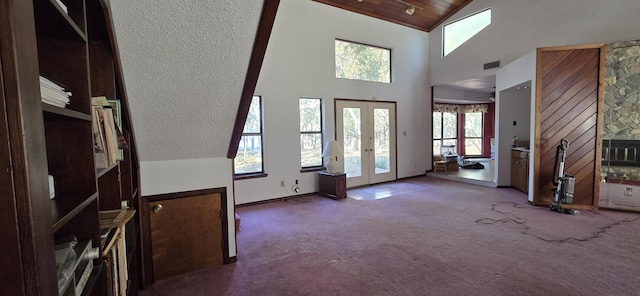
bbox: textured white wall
[235,0,431,204]
[429,0,640,87]
[109,0,263,161]
[109,0,265,259]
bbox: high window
[235,96,264,176]
[335,39,391,83]
[299,98,323,169]
[433,112,458,155]
[443,8,491,56]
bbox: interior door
[149,193,223,281]
[336,100,396,187]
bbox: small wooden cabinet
[511,149,529,193]
[318,172,347,199]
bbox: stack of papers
[40,76,71,108]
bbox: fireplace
[603,140,640,167]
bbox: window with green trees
[300,98,323,169]
[433,112,458,155]
[464,112,483,156]
[335,39,391,83]
[443,8,491,56]
[235,96,264,175]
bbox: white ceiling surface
[108,0,264,161]
[434,75,496,104]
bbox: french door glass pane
[374,109,390,174]
[343,108,362,178]
[300,133,322,167]
[443,112,457,138]
[235,135,262,174]
[465,138,482,156]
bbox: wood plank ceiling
[313,0,474,32]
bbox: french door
[336,100,396,188]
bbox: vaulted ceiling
[313,0,474,32]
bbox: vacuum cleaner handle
[552,144,562,186]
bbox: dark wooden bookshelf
[0,0,140,294]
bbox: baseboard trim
[226,256,238,264]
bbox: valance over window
[433,103,488,113]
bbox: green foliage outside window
[335,39,391,83]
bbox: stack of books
[92,96,127,168]
[40,76,71,108]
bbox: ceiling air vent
[483,60,501,70]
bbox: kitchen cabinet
[511,149,529,193]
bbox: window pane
[243,96,261,133]
[465,112,482,137]
[433,112,442,139]
[335,39,391,83]
[442,139,457,154]
[465,138,482,156]
[301,133,322,167]
[433,140,442,156]
[300,98,321,132]
[235,135,262,174]
[443,9,491,56]
[442,112,457,138]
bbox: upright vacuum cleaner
[550,139,579,214]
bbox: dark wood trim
[140,187,229,286]
[1,0,58,293]
[234,172,269,180]
[227,0,280,159]
[0,32,27,296]
[427,0,474,32]
[593,45,606,209]
[334,97,396,104]
[532,48,543,206]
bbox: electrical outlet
[280,180,285,187]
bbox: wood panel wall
[534,45,605,208]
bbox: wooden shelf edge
[42,103,92,121]
[52,193,99,232]
[96,162,119,178]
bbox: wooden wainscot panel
[533,44,605,210]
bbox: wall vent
[483,60,501,70]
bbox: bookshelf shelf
[51,193,98,232]
[97,162,119,178]
[42,103,93,121]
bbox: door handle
[153,204,164,213]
